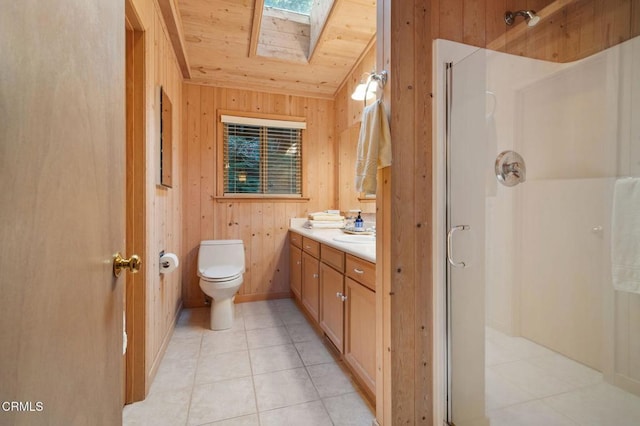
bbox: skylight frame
[263,0,313,16]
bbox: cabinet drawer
[321,244,345,272]
[345,254,375,291]
[302,237,320,258]
[290,231,302,249]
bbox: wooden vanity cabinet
[319,244,346,353]
[344,276,376,396]
[290,244,302,300]
[289,230,376,401]
[301,249,320,322]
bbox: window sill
[214,195,311,203]
[358,196,376,202]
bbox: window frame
[215,110,308,201]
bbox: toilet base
[209,296,235,330]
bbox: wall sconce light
[351,74,377,101]
[351,71,388,106]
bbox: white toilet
[197,239,245,330]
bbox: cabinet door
[320,262,345,353]
[302,251,320,321]
[290,244,302,300]
[344,277,376,396]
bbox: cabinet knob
[336,292,348,302]
[313,273,319,278]
[296,261,301,265]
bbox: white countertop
[289,219,376,263]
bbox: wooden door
[125,4,147,404]
[319,262,345,352]
[301,251,320,321]
[290,244,302,300]
[0,1,125,424]
[344,277,376,397]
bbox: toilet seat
[200,265,243,282]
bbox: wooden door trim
[125,0,147,404]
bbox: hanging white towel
[355,99,392,194]
[611,177,640,294]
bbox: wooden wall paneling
[251,203,265,294]
[347,46,376,127]
[200,86,216,241]
[526,5,563,60]
[389,0,419,423]
[464,0,487,47]
[183,86,336,304]
[275,202,291,293]
[439,0,464,43]
[560,1,592,61]
[335,85,349,134]
[414,2,435,424]
[633,0,640,37]
[593,0,631,53]
[238,202,254,295]
[184,83,202,307]
[262,203,276,293]
[486,0,507,50]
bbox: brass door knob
[113,253,142,277]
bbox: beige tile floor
[123,298,375,426]
[485,327,640,425]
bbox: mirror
[159,86,173,188]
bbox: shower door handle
[447,225,470,268]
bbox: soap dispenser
[354,211,364,230]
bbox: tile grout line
[183,315,206,426]
[242,305,263,426]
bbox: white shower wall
[484,36,640,394]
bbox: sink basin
[332,235,376,244]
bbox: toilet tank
[198,240,245,274]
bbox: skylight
[264,0,312,15]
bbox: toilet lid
[201,265,243,280]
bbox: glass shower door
[445,47,489,426]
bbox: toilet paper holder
[159,250,179,274]
[160,250,169,268]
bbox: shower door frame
[433,39,482,426]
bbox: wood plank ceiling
[177,0,376,99]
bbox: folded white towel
[308,213,344,221]
[304,220,345,229]
[355,99,392,194]
[611,178,640,294]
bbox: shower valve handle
[495,150,526,187]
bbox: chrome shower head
[505,10,540,27]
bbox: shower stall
[435,35,640,425]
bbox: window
[264,0,312,15]
[221,114,305,197]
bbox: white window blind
[223,117,303,196]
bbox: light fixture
[505,10,540,27]
[351,74,377,101]
[350,71,388,106]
